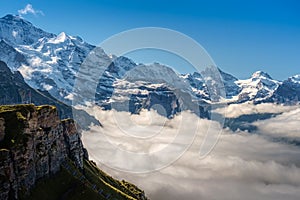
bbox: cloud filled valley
[81,104,300,200]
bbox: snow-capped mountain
[290,74,300,84]
[0,14,210,117]
[17,31,95,103]
[180,68,241,101]
[0,14,299,118]
[95,61,210,118]
[233,71,280,103]
[0,14,55,46]
[180,72,210,100]
[0,14,96,103]
[267,74,300,104]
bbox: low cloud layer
[254,108,300,140]
[81,104,300,200]
[214,103,298,118]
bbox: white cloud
[254,108,300,140]
[18,4,44,16]
[80,106,300,200]
[214,102,298,118]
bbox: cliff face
[0,105,86,199]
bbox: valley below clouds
[81,103,300,200]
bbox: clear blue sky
[1,0,300,80]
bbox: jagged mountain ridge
[0,14,55,46]
[266,74,300,104]
[0,14,299,117]
[234,71,281,103]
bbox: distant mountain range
[0,14,299,118]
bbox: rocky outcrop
[0,105,87,199]
[61,119,85,169]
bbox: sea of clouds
[81,103,300,200]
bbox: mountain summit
[0,14,55,45]
[0,14,95,103]
[251,71,273,79]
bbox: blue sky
[1,0,300,79]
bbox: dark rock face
[130,88,181,117]
[0,61,72,119]
[268,79,300,104]
[218,69,241,98]
[61,119,85,169]
[0,105,87,200]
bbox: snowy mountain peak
[0,14,55,45]
[234,70,280,103]
[191,71,202,78]
[58,31,67,38]
[56,31,68,41]
[106,56,137,78]
[288,74,300,84]
[0,14,97,103]
[1,14,24,22]
[251,71,272,79]
[47,32,70,44]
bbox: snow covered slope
[0,14,95,103]
[234,71,280,103]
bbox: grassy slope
[22,159,142,200]
[83,160,144,199]
[21,166,102,200]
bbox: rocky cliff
[0,105,147,200]
[0,105,86,199]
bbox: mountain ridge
[0,14,299,117]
